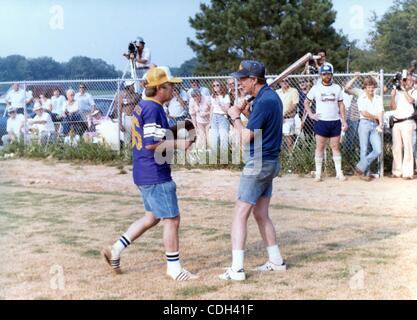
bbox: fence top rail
[0,72,393,86]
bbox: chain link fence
[0,72,410,176]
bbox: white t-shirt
[6,114,25,136]
[5,89,28,109]
[51,95,66,114]
[187,87,211,99]
[32,112,55,133]
[211,94,231,115]
[343,90,353,110]
[40,98,52,111]
[63,101,79,114]
[74,92,95,113]
[394,89,417,119]
[306,81,343,121]
[357,94,384,119]
[167,91,188,118]
[135,47,151,68]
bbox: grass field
[1,159,417,299]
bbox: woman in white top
[209,80,231,153]
[354,77,384,181]
[189,89,212,149]
[50,88,67,123]
[62,89,82,136]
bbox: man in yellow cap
[102,66,197,281]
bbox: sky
[0,0,395,72]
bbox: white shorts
[283,118,295,136]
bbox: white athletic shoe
[219,267,246,281]
[101,246,122,274]
[336,174,347,181]
[167,268,198,281]
[254,261,287,272]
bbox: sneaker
[101,246,122,274]
[254,261,287,272]
[360,175,372,182]
[314,176,323,182]
[336,174,346,181]
[167,268,198,281]
[219,267,246,281]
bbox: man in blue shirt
[102,66,197,281]
[219,60,286,281]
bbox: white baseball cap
[135,36,145,44]
[124,80,135,87]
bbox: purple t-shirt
[132,98,172,186]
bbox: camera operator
[390,74,417,179]
[124,36,152,80]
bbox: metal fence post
[117,79,121,155]
[379,69,385,177]
[23,81,28,146]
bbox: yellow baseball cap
[145,66,182,87]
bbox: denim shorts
[238,159,280,205]
[314,120,342,138]
[138,180,179,219]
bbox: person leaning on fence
[351,76,384,181]
[1,107,25,147]
[220,60,286,281]
[209,80,231,154]
[166,85,189,127]
[28,103,56,144]
[305,64,348,182]
[390,74,417,179]
[118,80,141,147]
[297,78,315,142]
[189,88,212,149]
[276,77,299,153]
[101,66,197,281]
[61,89,82,136]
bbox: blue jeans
[138,180,179,219]
[62,112,82,135]
[356,119,382,175]
[209,113,230,151]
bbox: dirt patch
[1,158,417,299]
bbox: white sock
[232,250,245,272]
[267,245,283,265]
[315,157,323,178]
[166,252,182,277]
[333,156,343,176]
[111,234,131,259]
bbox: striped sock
[111,234,131,259]
[166,252,182,278]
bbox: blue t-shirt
[246,85,283,161]
[132,98,172,186]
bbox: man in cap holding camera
[130,36,151,80]
[390,74,417,179]
[102,66,197,281]
[219,60,286,281]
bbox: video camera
[392,70,408,91]
[305,55,322,74]
[127,42,138,60]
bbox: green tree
[370,0,417,71]
[171,58,199,76]
[188,0,350,74]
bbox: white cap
[124,80,135,87]
[134,36,145,44]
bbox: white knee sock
[267,245,283,265]
[232,250,245,272]
[315,157,323,178]
[166,251,182,277]
[111,234,132,259]
[333,156,343,176]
